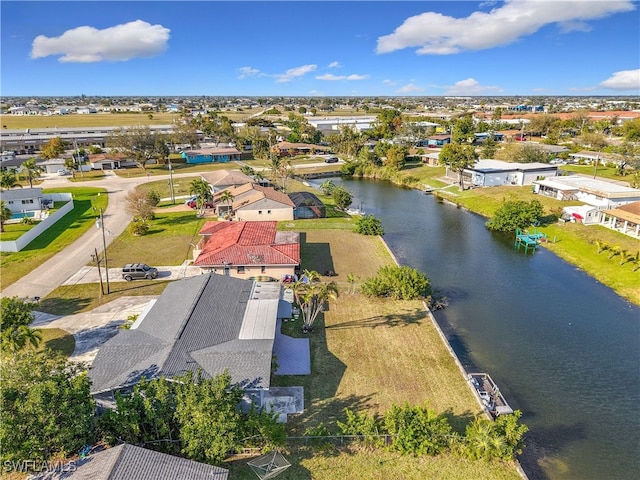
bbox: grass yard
[106,211,207,267]
[35,328,75,357]
[40,281,170,316]
[559,164,632,183]
[262,228,521,480]
[0,187,107,290]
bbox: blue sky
[2,1,639,97]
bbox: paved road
[1,170,198,300]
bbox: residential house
[38,158,68,174]
[193,221,300,281]
[88,153,128,170]
[464,160,558,187]
[289,191,326,219]
[229,184,295,221]
[200,169,255,192]
[271,141,330,157]
[180,146,242,164]
[533,176,640,208]
[425,134,451,148]
[89,272,301,413]
[568,150,626,168]
[599,201,640,237]
[31,443,229,480]
[0,187,43,213]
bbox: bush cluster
[360,265,431,300]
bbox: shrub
[384,402,453,456]
[130,219,150,236]
[361,265,431,300]
[354,214,384,235]
[486,199,544,232]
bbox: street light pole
[97,208,110,293]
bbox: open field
[0,187,108,290]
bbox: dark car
[325,156,339,163]
[122,263,158,281]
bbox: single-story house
[38,158,67,174]
[419,152,440,166]
[89,273,296,409]
[568,151,627,167]
[30,443,229,480]
[473,132,505,144]
[464,160,558,187]
[181,147,242,164]
[200,169,255,192]
[229,184,295,222]
[193,221,300,281]
[533,176,640,208]
[425,134,451,148]
[599,201,640,238]
[0,187,43,212]
[88,153,128,170]
[271,141,331,157]
[289,191,326,219]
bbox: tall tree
[218,189,234,217]
[189,178,213,217]
[1,349,95,464]
[20,158,42,188]
[107,126,166,170]
[451,115,476,144]
[439,143,478,191]
[0,169,20,189]
[0,297,42,352]
[40,136,66,159]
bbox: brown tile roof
[200,169,254,187]
[195,221,299,267]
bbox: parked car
[57,169,70,176]
[188,200,215,209]
[185,195,198,205]
[325,156,339,163]
[122,263,158,281]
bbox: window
[267,210,271,214]
[261,266,266,274]
[258,210,262,215]
[21,199,34,204]
[237,266,245,274]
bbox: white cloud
[383,79,398,86]
[31,20,170,63]
[273,64,317,83]
[397,83,424,94]
[328,61,341,68]
[599,69,640,91]
[444,78,503,95]
[376,0,635,55]
[316,73,369,81]
[237,66,261,79]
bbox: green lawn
[35,328,75,357]
[559,164,632,183]
[0,187,108,290]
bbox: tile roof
[31,443,228,480]
[194,221,300,267]
[89,273,274,394]
[200,169,254,187]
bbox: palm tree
[0,201,12,233]
[1,324,42,353]
[20,158,43,188]
[293,270,338,333]
[0,169,20,189]
[189,178,213,217]
[218,190,234,218]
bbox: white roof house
[533,176,640,208]
[464,160,558,187]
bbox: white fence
[0,193,74,252]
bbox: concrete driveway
[31,296,157,365]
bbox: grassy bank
[0,187,107,290]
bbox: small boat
[345,203,366,216]
[468,373,514,417]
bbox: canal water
[315,178,639,480]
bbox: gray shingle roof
[31,443,228,480]
[89,273,274,394]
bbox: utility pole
[92,248,105,295]
[96,208,110,293]
[168,158,175,204]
